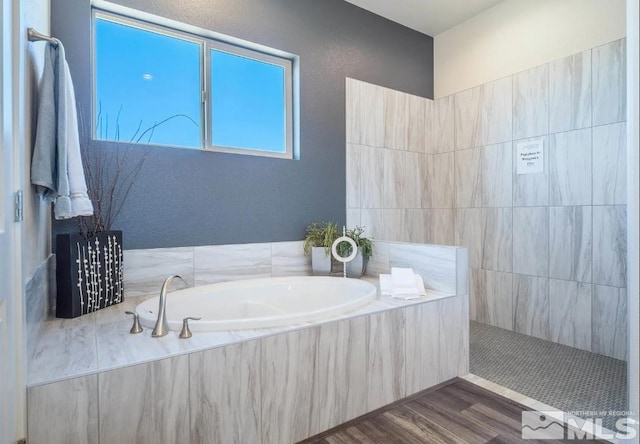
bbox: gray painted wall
[51,0,433,249]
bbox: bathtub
[135,276,377,331]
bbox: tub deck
[28,276,456,387]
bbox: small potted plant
[303,221,339,275]
[337,226,374,278]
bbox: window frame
[91,9,295,159]
[204,40,293,159]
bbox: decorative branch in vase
[55,108,198,318]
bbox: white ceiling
[345,0,505,36]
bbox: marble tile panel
[25,257,52,365]
[366,241,390,276]
[383,150,422,209]
[455,209,482,269]
[407,93,427,152]
[423,152,454,209]
[405,151,425,208]
[439,295,470,380]
[513,64,549,139]
[455,148,482,208]
[593,205,627,287]
[592,39,626,126]
[481,142,512,207]
[513,136,549,207]
[382,209,410,242]
[360,146,385,208]
[366,309,406,410]
[384,88,409,150]
[592,285,627,360]
[482,208,513,273]
[194,243,272,285]
[454,85,483,150]
[311,317,367,435]
[425,209,455,246]
[28,323,97,386]
[405,303,440,394]
[189,340,261,444]
[549,129,592,206]
[123,247,194,297]
[389,243,457,294]
[593,122,627,205]
[431,95,455,154]
[360,209,385,240]
[474,270,513,330]
[548,279,592,351]
[98,355,190,444]
[347,79,385,147]
[40,308,96,332]
[261,327,318,444]
[513,274,550,340]
[456,249,470,297]
[93,293,154,326]
[481,76,512,146]
[549,206,592,282]
[272,240,311,277]
[95,319,185,372]
[405,209,427,243]
[346,143,362,208]
[513,207,549,277]
[345,77,356,143]
[549,50,592,133]
[27,375,98,444]
[469,268,482,322]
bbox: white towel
[391,267,417,294]
[31,40,93,219]
[380,270,426,300]
[63,60,94,217]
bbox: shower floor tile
[470,321,627,431]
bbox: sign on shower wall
[516,139,544,174]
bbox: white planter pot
[311,247,332,275]
[345,248,368,278]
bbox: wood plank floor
[300,379,608,444]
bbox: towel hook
[27,28,58,47]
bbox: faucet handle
[179,317,201,339]
[125,311,143,334]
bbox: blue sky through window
[95,18,201,148]
[211,50,286,153]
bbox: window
[93,11,295,158]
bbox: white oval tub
[135,276,377,331]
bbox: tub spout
[152,275,187,337]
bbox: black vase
[55,231,124,318]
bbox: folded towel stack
[379,267,426,300]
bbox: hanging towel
[31,39,93,219]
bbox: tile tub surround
[27,242,469,443]
[27,240,468,387]
[346,39,628,360]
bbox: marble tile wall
[28,291,470,443]
[120,240,311,298]
[455,40,625,359]
[25,255,54,367]
[99,355,190,444]
[367,241,468,296]
[190,340,261,444]
[346,78,455,246]
[347,39,627,360]
[27,375,99,444]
